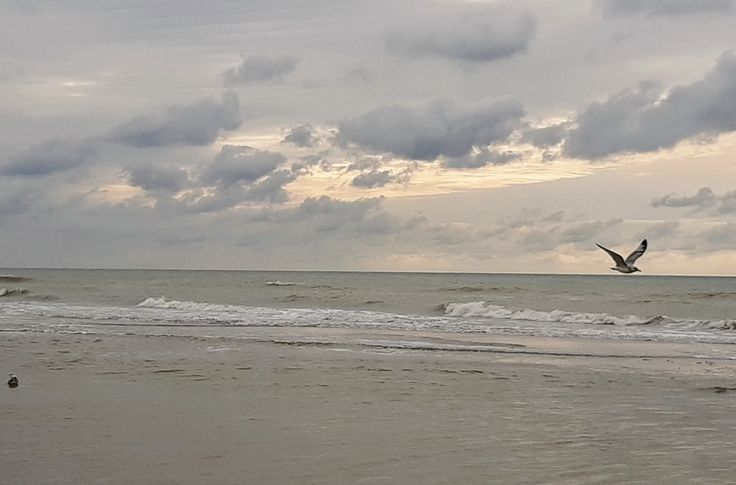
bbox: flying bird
[596,239,647,274]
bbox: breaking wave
[3,296,736,345]
[0,288,29,297]
[0,275,30,283]
[443,301,736,330]
[266,281,301,286]
[444,301,653,326]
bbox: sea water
[2,269,736,351]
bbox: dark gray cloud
[386,12,536,63]
[351,170,393,188]
[520,123,570,148]
[442,149,521,169]
[121,145,296,213]
[108,92,241,148]
[282,124,315,147]
[652,187,716,208]
[597,0,734,17]
[0,138,99,177]
[223,55,299,85]
[200,145,286,188]
[177,170,298,213]
[125,164,191,194]
[564,51,736,159]
[240,169,298,204]
[338,97,524,161]
[346,157,383,172]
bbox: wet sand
[2,331,736,484]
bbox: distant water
[2,269,736,349]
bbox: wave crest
[444,301,657,326]
[0,288,29,297]
[0,275,30,282]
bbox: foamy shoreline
[3,330,736,483]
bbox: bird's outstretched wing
[625,239,647,264]
[596,243,625,266]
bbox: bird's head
[633,267,641,273]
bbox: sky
[2,0,736,274]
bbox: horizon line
[1,266,734,278]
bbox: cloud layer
[338,97,524,161]
[598,0,734,17]
[386,11,536,63]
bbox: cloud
[183,145,299,212]
[561,218,622,243]
[223,55,299,85]
[386,11,536,63]
[643,220,680,239]
[351,170,394,188]
[177,172,297,213]
[597,0,734,17]
[108,92,241,147]
[200,145,286,188]
[253,195,395,234]
[652,187,716,208]
[346,157,383,172]
[345,67,373,84]
[282,124,315,147]
[125,163,191,194]
[442,148,521,169]
[520,123,570,148]
[0,138,99,177]
[652,187,736,214]
[702,222,736,245]
[338,97,524,161]
[0,184,36,216]
[240,169,299,204]
[563,51,736,159]
[716,191,736,213]
[121,145,296,212]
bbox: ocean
[3,269,736,352]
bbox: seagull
[596,239,647,274]
[7,374,18,388]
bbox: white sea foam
[3,297,736,346]
[444,301,736,332]
[0,288,28,297]
[444,301,653,326]
[265,281,301,286]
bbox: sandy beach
[2,330,736,484]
